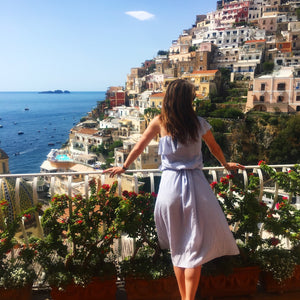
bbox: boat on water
[18,131,24,135]
[0,125,3,128]
[24,108,29,111]
[48,142,55,146]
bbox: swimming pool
[55,154,72,161]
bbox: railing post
[32,177,43,238]
[255,168,264,202]
[0,179,5,228]
[84,174,89,199]
[50,176,55,197]
[15,178,29,245]
[242,169,248,190]
[117,175,122,196]
[150,172,155,193]
[208,169,218,183]
[283,167,293,204]
[67,175,72,197]
[133,174,139,194]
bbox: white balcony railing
[0,164,299,245]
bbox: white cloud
[125,11,155,21]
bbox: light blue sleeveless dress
[154,117,239,268]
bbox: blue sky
[0,0,216,92]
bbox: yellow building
[149,92,165,109]
[182,70,221,99]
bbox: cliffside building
[0,148,9,174]
[106,87,126,108]
[246,66,300,113]
[114,134,160,171]
[182,70,221,99]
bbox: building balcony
[1,164,299,299]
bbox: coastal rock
[39,90,70,94]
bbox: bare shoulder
[142,115,161,136]
[149,115,161,128]
[151,115,161,123]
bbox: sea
[0,91,105,174]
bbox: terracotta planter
[0,285,32,300]
[261,265,300,293]
[199,266,260,298]
[51,277,116,300]
[126,276,180,300]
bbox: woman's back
[158,117,211,171]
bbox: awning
[40,160,57,171]
[69,164,95,172]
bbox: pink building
[246,67,300,113]
[222,0,250,25]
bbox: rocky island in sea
[38,90,70,94]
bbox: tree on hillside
[297,8,300,21]
[269,116,300,164]
[218,68,231,99]
[144,107,160,119]
[195,100,216,117]
[262,61,274,74]
[157,50,169,56]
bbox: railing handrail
[0,164,296,178]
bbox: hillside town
[1,2,300,298]
[40,0,300,180]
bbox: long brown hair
[160,79,200,144]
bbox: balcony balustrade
[1,164,299,297]
[0,164,298,245]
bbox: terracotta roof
[245,39,266,44]
[77,128,98,135]
[150,92,165,98]
[191,70,218,74]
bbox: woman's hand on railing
[103,166,126,178]
[223,162,245,171]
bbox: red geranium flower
[276,202,286,210]
[210,181,218,189]
[122,190,129,197]
[101,184,110,191]
[270,237,280,246]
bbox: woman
[104,79,244,300]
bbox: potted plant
[257,162,300,292]
[258,247,298,292]
[198,172,265,298]
[120,248,179,300]
[116,190,180,300]
[0,202,37,300]
[35,179,121,300]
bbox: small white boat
[18,131,24,135]
[0,125,3,128]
